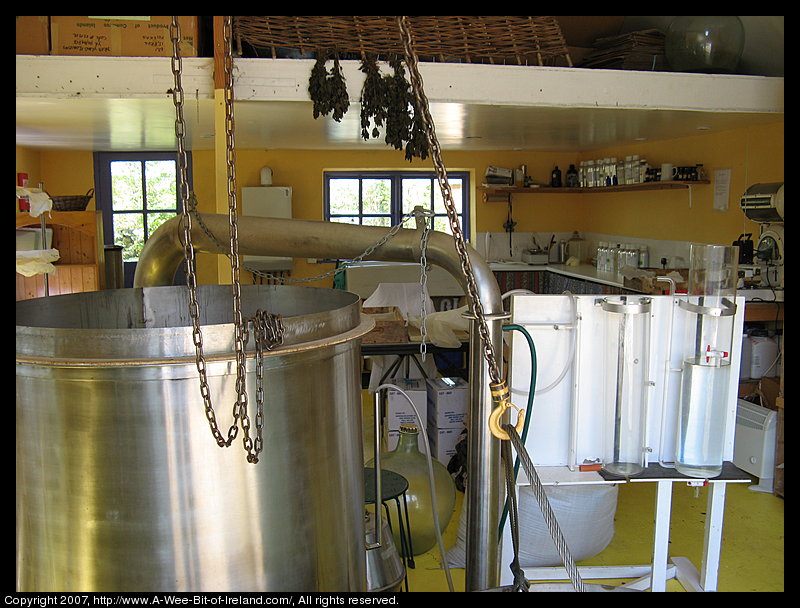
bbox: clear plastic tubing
[675,244,739,478]
[600,296,652,477]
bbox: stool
[364,467,414,591]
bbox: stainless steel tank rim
[15,315,375,368]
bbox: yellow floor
[405,482,783,592]
[364,394,785,593]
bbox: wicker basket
[50,188,94,212]
[234,16,572,66]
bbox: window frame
[93,151,190,287]
[323,169,471,241]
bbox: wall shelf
[483,180,710,201]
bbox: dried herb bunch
[308,51,349,122]
[309,54,429,161]
[358,55,389,140]
[383,57,413,153]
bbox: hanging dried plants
[383,57,413,153]
[308,51,349,122]
[358,54,389,140]
[309,54,428,161]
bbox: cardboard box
[16,16,50,55]
[426,377,469,428]
[386,378,427,431]
[50,16,198,57]
[426,425,464,465]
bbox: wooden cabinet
[16,210,105,301]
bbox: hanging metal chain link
[171,17,238,450]
[221,15,264,463]
[244,208,428,284]
[417,208,433,361]
[171,16,283,464]
[397,16,502,387]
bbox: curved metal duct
[134,213,506,591]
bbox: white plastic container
[749,336,779,378]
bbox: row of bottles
[596,242,650,273]
[578,155,650,188]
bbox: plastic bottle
[596,242,606,271]
[614,244,624,273]
[638,245,649,269]
[373,423,455,556]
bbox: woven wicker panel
[234,16,572,66]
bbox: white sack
[446,484,618,568]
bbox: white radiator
[733,399,777,487]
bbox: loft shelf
[483,180,710,200]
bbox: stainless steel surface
[466,313,507,590]
[16,284,372,592]
[134,214,505,591]
[365,512,405,592]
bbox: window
[94,152,189,286]
[324,170,470,240]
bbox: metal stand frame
[516,467,750,592]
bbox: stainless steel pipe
[135,214,505,590]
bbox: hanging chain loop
[170,17,283,464]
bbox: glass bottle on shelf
[596,242,607,271]
[371,423,456,556]
[586,160,596,187]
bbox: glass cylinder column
[675,244,738,478]
[600,296,652,477]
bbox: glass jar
[665,16,745,74]
[369,423,455,556]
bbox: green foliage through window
[110,159,178,261]
[324,171,469,240]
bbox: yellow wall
[577,121,784,245]
[16,120,783,287]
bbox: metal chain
[222,15,264,463]
[171,17,283,464]
[171,17,237,450]
[417,208,433,361]
[397,16,502,386]
[244,208,427,284]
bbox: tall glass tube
[600,296,652,477]
[675,244,738,478]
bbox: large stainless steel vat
[16,285,373,592]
